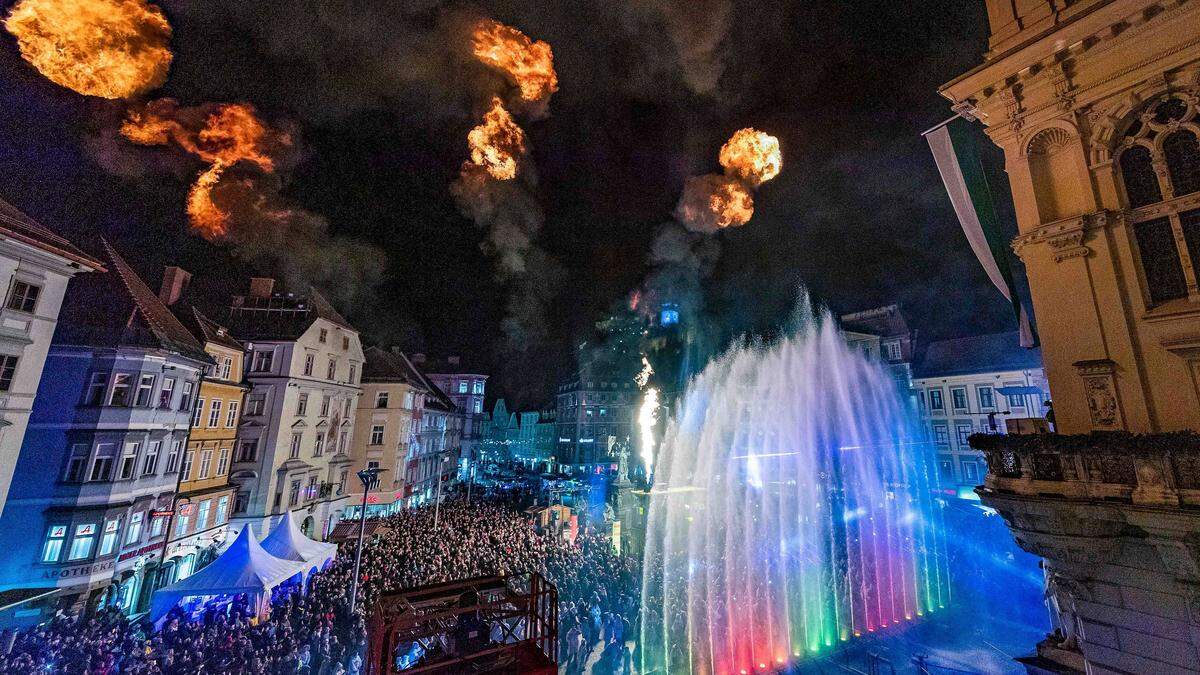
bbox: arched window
[1119,145,1162,208]
[1164,130,1200,198]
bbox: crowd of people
[0,496,641,674]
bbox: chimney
[249,277,275,298]
[448,355,461,366]
[390,346,400,354]
[159,266,192,306]
[412,353,426,364]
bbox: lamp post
[349,467,383,614]
[433,455,449,530]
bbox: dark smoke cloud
[617,0,733,96]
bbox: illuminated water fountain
[640,297,950,674]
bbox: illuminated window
[125,512,143,545]
[98,519,120,556]
[928,389,944,412]
[68,523,97,560]
[42,525,67,562]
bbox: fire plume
[675,175,754,231]
[465,97,527,181]
[472,19,558,107]
[719,128,782,187]
[3,0,171,99]
[120,99,291,240]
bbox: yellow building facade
[162,304,248,582]
[941,0,1200,435]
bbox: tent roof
[260,511,337,566]
[149,527,303,620]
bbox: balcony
[970,431,1200,507]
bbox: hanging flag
[926,116,1037,347]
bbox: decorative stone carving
[1048,229,1090,262]
[1073,359,1122,429]
[999,87,1025,132]
[1048,62,1076,112]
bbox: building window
[125,512,143,545]
[343,398,351,417]
[246,396,264,416]
[297,393,308,416]
[882,341,901,361]
[218,355,233,380]
[932,424,949,446]
[215,496,229,524]
[313,434,324,457]
[458,380,468,394]
[215,447,229,476]
[375,391,389,408]
[338,470,348,495]
[289,479,301,506]
[1180,209,1200,276]
[84,373,108,406]
[134,374,155,406]
[64,443,89,482]
[370,424,385,445]
[237,439,257,462]
[198,448,213,478]
[150,515,166,538]
[181,448,193,481]
[197,500,211,530]
[0,354,18,393]
[342,335,350,350]
[1119,145,1162,208]
[67,523,96,560]
[928,389,944,412]
[306,476,319,500]
[327,359,337,380]
[179,381,193,411]
[962,459,980,484]
[110,374,132,406]
[6,280,40,313]
[404,392,414,409]
[473,380,484,394]
[1164,130,1200,198]
[290,433,302,459]
[348,364,356,384]
[319,328,328,343]
[956,423,973,447]
[1134,217,1188,303]
[937,456,954,482]
[175,512,190,537]
[141,441,160,476]
[166,440,182,473]
[42,525,67,563]
[193,398,205,427]
[304,353,315,376]
[320,395,331,417]
[978,386,994,409]
[474,400,482,414]
[951,387,968,411]
[251,350,274,372]
[208,399,222,427]
[98,519,120,556]
[226,400,239,427]
[158,378,175,408]
[89,444,115,481]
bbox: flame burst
[719,128,782,187]
[3,0,172,99]
[675,175,754,231]
[472,19,558,107]
[465,97,527,181]
[638,387,661,476]
[121,99,291,239]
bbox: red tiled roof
[0,197,103,270]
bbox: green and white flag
[926,116,1037,347]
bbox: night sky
[0,0,1022,407]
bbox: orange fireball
[465,97,527,181]
[719,128,782,187]
[186,164,228,239]
[3,0,172,99]
[472,19,558,106]
[675,175,754,232]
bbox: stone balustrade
[969,431,1200,507]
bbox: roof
[178,304,244,352]
[839,305,910,339]
[362,346,428,388]
[53,239,211,363]
[226,287,353,341]
[914,331,1043,379]
[413,364,457,413]
[0,197,104,270]
[413,354,488,376]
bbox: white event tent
[259,511,338,577]
[148,525,306,623]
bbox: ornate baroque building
[943,1,1200,672]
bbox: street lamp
[349,466,385,614]
[433,454,451,530]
